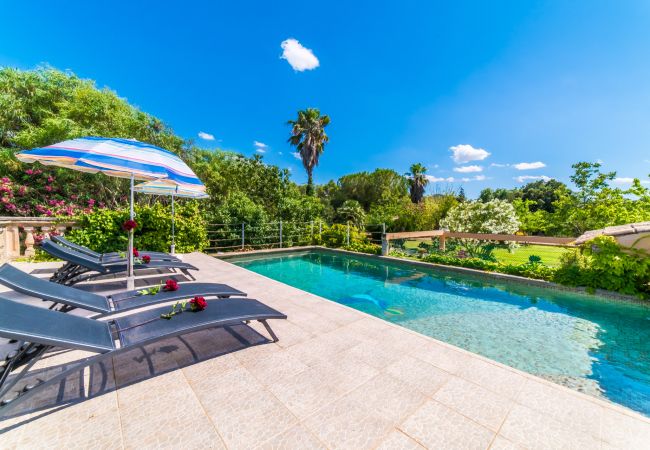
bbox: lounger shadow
[0,297,286,415]
[0,263,246,316]
[40,240,198,285]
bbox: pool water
[232,251,650,416]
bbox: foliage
[0,67,184,209]
[441,199,520,234]
[343,241,382,255]
[335,200,366,227]
[287,108,330,196]
[406,163,428,204]
[418,252,557,281]
[318,224,368,248]
[554,236,650,297]
[66,203,208,253]
[331,169,408,210]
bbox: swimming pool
[230,250,650,416]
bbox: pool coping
[214,246,647,304]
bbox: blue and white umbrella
[134,179,209,254]
[17,136,204,288]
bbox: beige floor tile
[409,340,472,374]
[489,435,524,450]
[118,371,224,449]
[375,429,425,449]
[204,389,298,449]
[346,373,427,424]
[499,404,601,450]
[434,376,514,431]
[383,355,451,396]
[16,393,123,449]
[600,408,650,449]
[515,378,602,438]
[241,348,309,385]
[304,396,394,450]
[342,340,404,369]
[256,424,327,450]
[399,399,495,450]
[458,357,527,400]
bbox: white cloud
[453,165,483,173]
[281,38,319,71]
[449,144,490,163]
[490,163,509,168]
[514,175,551,183]
[514,161,546,170]
[278,151,283,155]
[198,131,215,141]
[427,175,486,183]
[292,152,302,160]
[254,141,268,153]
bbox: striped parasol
[134,179,209,254]
[17,136,204,289]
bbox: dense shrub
[343,241,382,255]
[318,224,368,248]
[66,202,208,253]
[555,236,650,297]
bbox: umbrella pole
[127,173,135,290]
[170,193,176,255]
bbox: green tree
[335,200,366,227]
[406,163,428,204]
[335,169,408,210]
[520,179,567,213]
[287,108,330,196]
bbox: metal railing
[205,221,387,253]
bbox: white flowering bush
[440,199,520,234]
[440,200,520,259]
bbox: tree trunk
[306,171,314,196]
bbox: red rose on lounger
[163,279,179,291]
[189,296,207,311]
[122,219,138,231]
[142,255,151,263]
[133,248,139,257]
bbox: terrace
[1,252,649,449]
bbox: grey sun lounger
[0,263,246,316]
[52,235,178,263]
[41,240,198,285]
[0,296,286,414]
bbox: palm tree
[287,108,330,196]
[406,163,429,203]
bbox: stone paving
[1,252,650,449]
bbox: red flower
[122,219,138,231]
[189,296,207,311]
[133,248,140,257]
[142,255,151,263]
[163,279,179,291]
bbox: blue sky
[2,0,650,197]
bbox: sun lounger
[0,263,245,316]
[41,240,198,285]
[0,296,286,413]
[51,235,178,262]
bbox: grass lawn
[402,239,570,267]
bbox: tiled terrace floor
[1,252,650,449]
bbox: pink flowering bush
[0,169,101,217]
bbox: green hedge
[66,202,208,254]
[406,235,650,298]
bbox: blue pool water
[231,250,650,416]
